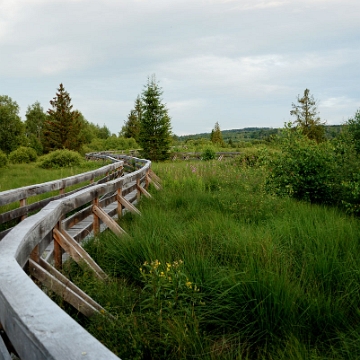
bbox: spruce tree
[43,83,83,152]
[210,122,225,146]
[139,76,172,161]
[121,96,142,142]
[290,89,326,143]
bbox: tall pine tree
[43,83,83,152]
[290,89,326,143]
[139,76,172,161]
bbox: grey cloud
[0,0,359,135]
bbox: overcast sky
[1,0,359,136]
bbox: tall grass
[62,159,360,359]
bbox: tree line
[0,75,173,161]
[0,86,114,156]
[1,84,359,163]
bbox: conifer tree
[43,83,83,152]
[290,89,326,143]
[210,122,225,146]
[139,75,172,161]
[121,96,142,142]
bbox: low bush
[235,146,275,167]
[38,149,83,169]
[201,147,216,160]
[266,126,360,211]
[8,146,37,164]
[266,129,337,204]
[0,150,8,168]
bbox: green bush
[38,149,83,169]
[0,150,8,168]
[201,147,216,160]
[8,146,37,164]
[235,146,274,167]
[266,129,336,204]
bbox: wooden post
[92,206,128,237]
[53,222,62,270]
[136,178,141,201]
[20,198,27,221]
[117,188,123,218]
[145,170,150,190]
[93,195,100,236]
[30,245,40,263]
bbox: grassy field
[0,160,108,193]
[55,158,360,359]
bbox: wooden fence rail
[0,153,160,360]
[0,160,124,241]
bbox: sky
[1,0,359,136]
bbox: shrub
[266,129,336,204]
[0,150,8,168]
[235,146,273,167]
[201,147,216,160]
[8,146,37,164]
[38,149,83,169]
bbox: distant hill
[176,125,343,143]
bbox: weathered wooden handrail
[0,154,157,359]
[0,161,124,240]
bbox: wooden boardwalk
[42,179,140,263]
[0,155,160,360]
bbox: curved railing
[0,154,160,360]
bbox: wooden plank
[29,259,103,318]
[92,205,128,237]
[53,228,107,280]
[116,195,141,215]
[53,227,63,270]
[93,196,100,236]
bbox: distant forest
[176,125,343,144]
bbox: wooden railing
[0,159,124,241]
[0,153,161,360]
